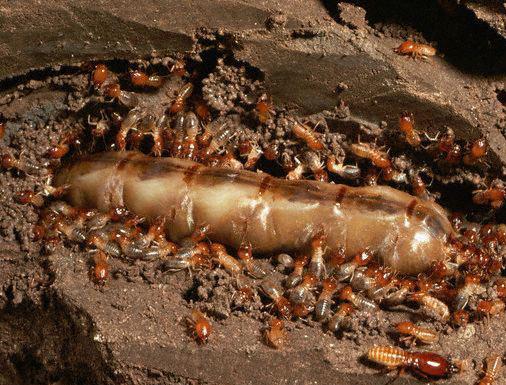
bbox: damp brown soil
[1,2,506,385]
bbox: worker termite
[327,303,354,333]
[232,286,255,309]
[90,250,109,285]
[315,278,339,321]
[309,233,326,279]
[350,142,391,169]
[92,64,108,86]
[88,113,110,138]
[339,285,379,312]
[463,138,487,166]
[200,123,235,159]
[195,100,211,123]
[54,215,88,243]
[494,278,506,299]
[180,111,200,160]
[399,112,421,147]
[395,321,438,346]
[394,40,436,59]
[473,186,505,209]
[211,243,242,276]
[273,253,294,273]
[286,160,306,181]
[478,355,502,385]
[86,230,122,257]
[260,281,292,319]
[303,151,328,182]
[454,274,485,310]
[333,249,373,282]
[355,265,396,302]
[16,190,45,207]
[1,153,43,175]
[445,143,462,165]
[238,140,262,170]
[256,94,274,123]
[289,273,318,304]
[289,118,324,151]
[410,291,450,321]
[115,108,143,151]
[237,243,267,279]
[187,309,212,344]
[164,253,212,272]
[476,299,505,318]
[170,83,193,114]
[264,318,286,349]
[383,279,417,308]
[326,247,346,276]
[367,346,458,379]
[130,70,163,88]
[451,309,470,328]
[410,172,430,200]
[170,59,186,77]
[326,155,361,180]
[291,303,314,318]
[285,254,309,288]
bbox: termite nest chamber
[2,51,506,383]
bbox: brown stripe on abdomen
[406,199,418,218]
[183,164,201,185]
[335,186,347,204]
[258,175,274,197]
[115,152,138,171]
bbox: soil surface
[1,1,506,385]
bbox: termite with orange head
[256,94,274,124]
[476,299,506,319]
[261,281,292,320]
[327,303,354,333]
[308,232,326,279]
[394,40,436,59]
[92,64,108,87]
[237,243,267,279]
[327,155,361,180]
[285,254,309,289]
[367,346,459,379]
[211,243,243,276]
[90,250,109,285]
[478,355,502,385]
[339,285,379,312]
[473,186,506,209]
[187,309,212,344]
[289,273,318,304]
[410,291,450,321]
[395,321,438,346]
[399,112,421,147]
[170,83,193,114]
[289,118,324,151]
[333,249,373,282]
[130,70,163,88]
[454,274,485,310]
[1,153,43,175]
[315,278,339,321]
[264,318,286,349]
[463,138,487,166]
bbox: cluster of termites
[1,50,505,384]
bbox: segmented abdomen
[55,151,454,274]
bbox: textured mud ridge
[1,1,506,385]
